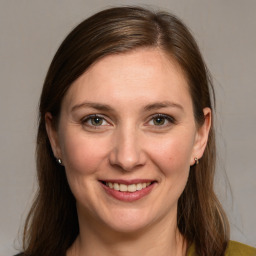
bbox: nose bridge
[109,123,145,171]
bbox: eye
[147,114,176,127]
[82,114,109,128]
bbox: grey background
[0,0,255,255]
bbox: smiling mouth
[100,180,156,202]
[101,181,153,192]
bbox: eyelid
[80,113,176,130]
[145,113,176,127]
[81,114,111,128]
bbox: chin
[99,207,158,234]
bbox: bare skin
[46,48,211,256]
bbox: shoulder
[187,241,256,256]
[225,241,256,256]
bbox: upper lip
[100,179,156,185]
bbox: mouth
[101,181,153,192]
[99,180,157,202]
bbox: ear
[190,108,211,165]
[45,112,62,160]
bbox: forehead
[62,48,192,111]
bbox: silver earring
[194,157,199,165]
[57,158,63,165]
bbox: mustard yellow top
[187,241,256,256]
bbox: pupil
[92,117,103,126]
[154,117,165,125]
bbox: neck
[67,209,186,256]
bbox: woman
[17,6,256,256]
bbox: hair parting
[22,6,229,256]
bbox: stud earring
[57,158,63,166]
[194,157,199,165]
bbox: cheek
[60,132,112,207]
[60,131,111,175]
[147,132,195,175]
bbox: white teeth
[128,184,136,192]
[119,184,128,192]
[108,182,113,188]
[113,183,119,190]
[136,183,142,190]
[105,182,152,192]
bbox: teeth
[119,184,128,192]
[136,183,142,190]
[113,183,119,190]
[128,184,136,192]
[106,182,152,192]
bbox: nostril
[109,153,146,172]
[108,138,147,169]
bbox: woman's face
[46,48,210,233]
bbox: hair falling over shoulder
[21,6,229,256]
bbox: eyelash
[81,113,176,129]
[147,114,176,128]
[81,114,109,129]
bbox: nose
[109,127,146,171]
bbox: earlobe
[45,112,62,159]
[190,108,211,165]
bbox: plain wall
[0,0,255,255]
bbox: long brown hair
[22,6,229,256]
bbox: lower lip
[101,182,156,202]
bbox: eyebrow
[143,101,184,112]
[71,101,184,113]
[71,102,115,112]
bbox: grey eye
[152,116,166,125]
[82,115,108,127]
[90,116,104,126]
